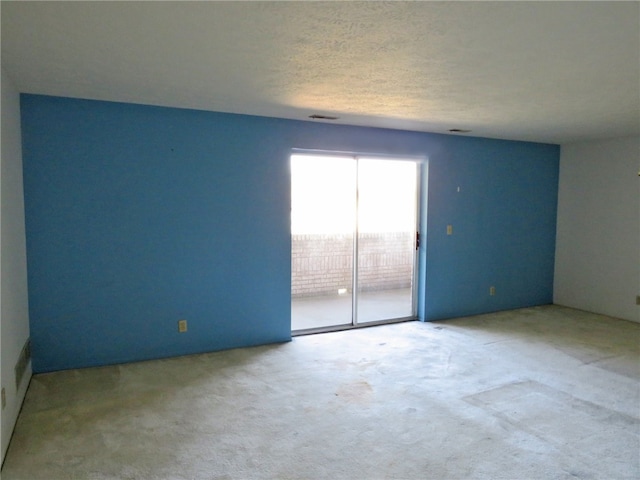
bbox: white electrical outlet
[178,319,188,333]
[447,225,453,235]
[490,286,496,296]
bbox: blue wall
[21,95,559,372]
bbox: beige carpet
[2,305,639,479]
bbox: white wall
[554,136,640,322]
[1,67,31,464]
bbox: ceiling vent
[309,114,339,120]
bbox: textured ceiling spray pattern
[2,1,638,143]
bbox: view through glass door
[355,158,417,324]
[291,153,419,332]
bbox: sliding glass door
[290,155,356,330]
[291,153,419,332]
[356,158,417,324]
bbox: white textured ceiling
[2,1,639,144]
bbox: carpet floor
[2,305,639,479]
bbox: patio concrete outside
[291,287,414,331]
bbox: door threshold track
[292,316,418,337]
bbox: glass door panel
[356,158,417,324]
[291,154,356,331]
